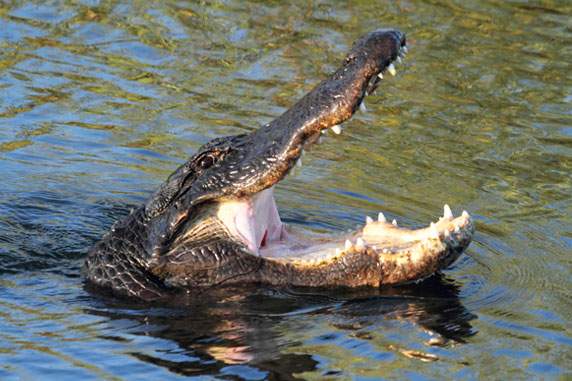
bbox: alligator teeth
[462,210,470,218]
[430,223,440,238]
[397,56,402,64]
[402,46,408,54]
[356,237,365,248]
[444,230,450,238]
[378,212,387,222]
[318,136,323,144]
[331,125,342,134]
[360,101,367,113]
[345,239,352,250]
[443,204,453,219]
[454,226,460,233]
[378,73,384,80]
[335,248,341,255]
[392,219,398,226]
[387,63,396,76]
[296,158,302,167]
[366,216,374,224]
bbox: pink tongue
[234,203,258,253]
[234,187,284,254]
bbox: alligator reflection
[339,275,477,341]
[85,275,476,378]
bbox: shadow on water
[84,275,476,378]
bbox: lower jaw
[256,207,473,267]
[216,187,472,267]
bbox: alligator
[84,29,474,301]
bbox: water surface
[1,1,571,379]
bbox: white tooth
[454,226,460,233]
[301,149,305,157]
[397,56,402,64]
[345,239,352,250]
[430,222,439,238]
[366,216,374,224]
[443,204,453,219]
[378,212,387,222]
[331,125,342,134]
[356,237,365,248]
[296,158,302,167]
[373,245,377,250]
[382,248,389,254]
[462,210,470,218]
[318,136,323,144]
[388,63,396,76]
[377,73,384,80]
[392,219,398,226]
[444,230,450,238]
[360,101,367,113]
[335,248,341,256]
[403,46,408,53]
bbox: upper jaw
[184,29,408,204]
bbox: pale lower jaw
[258,206,473,263]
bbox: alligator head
[84,29,475,300]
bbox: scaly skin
[84,29,475,301]
[151,209,474,290]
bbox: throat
[216,187,286,254]
[215,187,346,263]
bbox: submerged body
[84,29,474,300]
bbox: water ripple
[1,0,571,379]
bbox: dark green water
[1,1,570,379]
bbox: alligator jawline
[210,40,474,268]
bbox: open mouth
[84,28,476,300]
[217,185,473,270]
[212,37,473,277]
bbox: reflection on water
[0,0,570,379]
[91,277,475,376]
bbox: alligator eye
[199,155,215,169]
